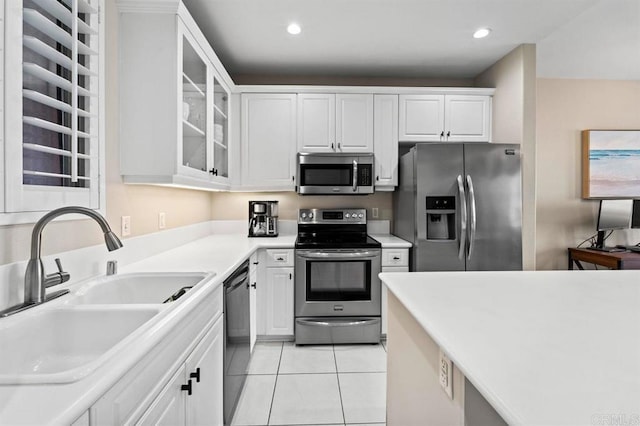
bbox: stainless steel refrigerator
[394,143,522,271]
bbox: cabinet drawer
[265,249,294,267]
[382,249,409,267]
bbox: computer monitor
[632,200,640,229]
[594,199,633,250]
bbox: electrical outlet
[372,207,379,218]
[439,348,453,399]
[121,216,131,237]
[158,212,166,229]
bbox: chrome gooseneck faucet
[0,206,123,317]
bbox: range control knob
[301,212,307,219]
[345,213,350,219]
[308,213,314,219]
[358,213,364,218]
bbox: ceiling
[182,0,640,82]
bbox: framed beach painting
[582,130,640,199]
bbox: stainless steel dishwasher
[223,260,251,425]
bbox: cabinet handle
[251,282,257,289]
[253,261,259,265]
[446,131,450,138]
[292,176,295,182]
[331,143,334,150]
[440,131,444,138]
[190,368,201,383]
[376,176,379,181]
[289,273,292,280]
[276,257,284,261]
[209,168,218,176]
[393,256,400,260]
[337,143,341,149]
[181,379,193,395]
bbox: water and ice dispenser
[426,196,456,240]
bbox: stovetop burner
[295,208,381,249]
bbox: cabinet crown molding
[237,85,496,96]
[116,0,181,13]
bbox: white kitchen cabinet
[373,95,399,189]
[136,366,187,426]
[71,411,90,426]
[92,285,224,425]
[399,94,491,142]
[249,252,259,351]
[241,94,297,190]
[137,315,224,426]
[298,93,373,153]
[265,267,295,336]
[184,316,224,426]
[381,248,409,336]
[118,1,232,191]
[444,95,492,142]
[255,249,295,337]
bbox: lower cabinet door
[266,267,294,335]
[381,266,409,335]
[185,316,224,426]
[136,365,187,426]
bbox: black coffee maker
[248,201,278,237]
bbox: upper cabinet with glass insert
[118,0,233,191]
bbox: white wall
[536,78,640,270]
[474,44,537,271]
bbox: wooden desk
[568,247,640,270]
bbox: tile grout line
[266,341,284,426]
[333,344,347,426]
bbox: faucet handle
[106,260,118,276]
[45,258,70,288]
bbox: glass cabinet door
[212,77,229,179]
[181,35,208,174]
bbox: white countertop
[370,234,412,248]
[1,231,405,424]
[380,270,640,426]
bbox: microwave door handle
[353,160,358,192]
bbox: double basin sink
[0,272,214,384]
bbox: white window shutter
[4,0,103,214]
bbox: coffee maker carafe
[249,201,278,237]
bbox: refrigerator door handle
[466,175,477,260]
[456,175,467,260]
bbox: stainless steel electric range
[294,208,382,345]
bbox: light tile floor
[231,341,387,426]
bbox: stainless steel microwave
[296,152,375,195]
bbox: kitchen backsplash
[210,192,393,221]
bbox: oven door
[295,249,381,317]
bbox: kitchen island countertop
[380,270,640,425]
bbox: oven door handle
[296,251,379,259]
[296,318,380,327]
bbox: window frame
[0,0,105,225]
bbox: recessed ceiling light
[473,28,491,39]
[287,23,302,35]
